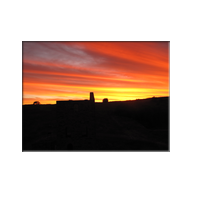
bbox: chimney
[90,92,95,103]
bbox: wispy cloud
[23,41,169,104]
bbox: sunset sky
[22,41,169,104]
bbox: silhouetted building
[56,92,96,150]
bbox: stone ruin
[90,92,95,102]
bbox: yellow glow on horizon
[22,41,169,105]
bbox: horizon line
[23,96,169,105]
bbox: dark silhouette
[90,92,95,103]
[33,101,40,105]
[22,93,169,151]
[103,98,108,103]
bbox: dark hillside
[22,97,169,151]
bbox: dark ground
[22,97,169,151]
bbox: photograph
[3,1,197,196]
[22,41,169,151]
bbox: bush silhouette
[33,101,40,105]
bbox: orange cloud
[23,41,169,104]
